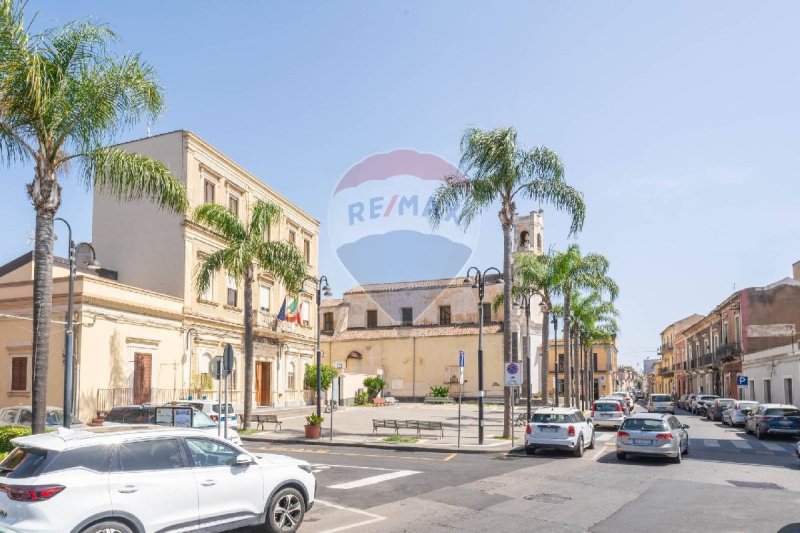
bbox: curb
[241,435,512,455]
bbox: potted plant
[304,413,324,439]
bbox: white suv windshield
[533,413,576,424]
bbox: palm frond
[248,200,281,240]
[255,240,307,294]
[86,147,188,213]
[195,249,226,293]
[193,202,247,242]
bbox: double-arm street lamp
[513,292,534,422]
[55,218,100,428]
[464,266,501,445]
[304,275,332,417]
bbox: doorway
[133,353,152,404]
[255,361,271,406]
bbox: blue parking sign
[737,375,748,387]
[459,350,465,367]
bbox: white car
[525,407,595,457]
[0,425,315,533]
[0,405,86,428]
[102,404,242,445]
[181,399,239,430]
[591,399,626,428]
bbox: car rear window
[533,413,573,424]
[737,403,758,411]
[621,419,669,432]
[651,395,672,402]
[700,396,719,401]
[44,445,112,474]
[0,447,52,479]
[594,403,619,412]
[765,408,800,417]
[211,403,235,415]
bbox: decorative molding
[125,337,161,348]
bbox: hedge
[0,426,32,453]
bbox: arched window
[199,352,213,390]
[519,231,529,248]
[536,233,542,250]
[287,362,296,390]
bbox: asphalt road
[243,402,800,533]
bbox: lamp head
[322,281,332,297]
[87,259,101,271]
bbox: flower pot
[304,424,321,439]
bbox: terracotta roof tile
[322,322,503,341]
[344,273,503,295]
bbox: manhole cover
[727,480,785,490]
[524,493,573,504]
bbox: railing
[658,366,672,375]
[715,343,742,360]
[660,342,673,352]
[672,362,686,371]
[96,388,243,413]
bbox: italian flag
[279,297,302,324]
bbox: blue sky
[2,1,799,368]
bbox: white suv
[0,426,315,533]
[525,407,595,457]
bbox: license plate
[541,427,559,432]
[780,420,792,426]
[600,413,611,417]
[633,439,651,445]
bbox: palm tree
[0,1,188,433]
[194,200,306,430]
[550,244,618,407]
[429,127,585,437]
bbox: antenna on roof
[146,122,151,138]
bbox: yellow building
[546,338,619,404]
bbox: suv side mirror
[682,424,690,429]
[235,453,254,467]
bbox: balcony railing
[715,342,742,360]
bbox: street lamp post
[514,293,533,422]
[305,275,332,418]
[552,313,559,407]
[465,266,501,445]
[55,218,100,428]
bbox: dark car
[745,404,800,439]
[693,395,719,415]
[706,398,735,421]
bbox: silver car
[722,401,759,426]
[616,413,689,463]
[591,400,626,428]
[0,405,85,428]
[647,394,675,414]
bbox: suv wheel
[616,451,626,461]
[756,428,765,440]
[525,445,536,456]
[266,487,306,533]
[671,447,682,464]
[81,521,134,533]
[587,431,595,450]
[573,437,584,458]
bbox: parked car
[634,389,644,400]
[590,400,626,429]
[602,395,630,415]
[0,425,315,533]
[706,398,735,421]
[181,399,239,429]
[616,413,689,463]
[745,404,800,439]
[0,406,85,429]
[525,407,595,457]
[721,401,759,426]
[684,394,699,411]
[613,391,634,409]
[647,394,675,414]
[693,395,719,415]
[103,404,242,445]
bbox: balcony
[715,342,742,362]
[660,342,674,352]
[672,362,686,372]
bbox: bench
[252,414,282,431]
[372,419,444,438]
[423,397,454,404]
[373,397,386,407]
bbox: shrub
[429,385,450,398]
[354,390,368,406]
[363,376,385,398]
[304,364,339,391]
[0,426,31,453]
[305,413,324,426]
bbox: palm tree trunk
[563,291,571,407]
[243,267,254,430]
[540,308,550,405]
[502,219,513,439]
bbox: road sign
[599,375,605,383]
[737,375,749,388]
[504,362,522,387]
[459,350,465,367]
[223,343,235,373]
[209,356,224,380]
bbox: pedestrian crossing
[591,431,797,454]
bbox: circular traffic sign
[507,363,519,374]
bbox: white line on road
[759,441,787,452]
[313,463,397,471]
[328,470,421,490]
[315,499,386,533]
[731,440,752,450]
[596,433,615,442]
[703,439,720,447]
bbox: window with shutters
[401,307,413,326]
[226,276,238,307]
[288,229,296,245]
[304,239,311,264]
[439,306,451,326]
[228,194,239,218]
[204,180,215,203]
[482,303,492,322]
[287,362,296,390]
[323,312,334,333]
[10,356,28,391]
[199,267,213,302]
[301,300,310,325]
[593,353,599,371]
[367,310,378,328]
[259,285,271,313]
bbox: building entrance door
[255,361,271,406]
[133,353,152,404]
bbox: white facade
[742,342,800,405]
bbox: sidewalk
[240,402,530,454]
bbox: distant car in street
[721,401,759,426]
[647,394,675,414]
[677,394,691,410]
[706,398,735,421]
[103,404,242,445]
[613,391,634,409]
[180,399,239,429]
[591,400,626,429]
[634,389,644,400]
[616,413,689,463]
[0,425,315,533]
[525,407,595,457]
[745,404,800,440]
[0,406,85,429]
[684,394,699,411]
[602,395,630,415]
[692,395,719,415]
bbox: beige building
[547,338,619,403]
[92,130,321,409]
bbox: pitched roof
[0,251,118,281]
[322,322,503,341]
[344,273,503,295]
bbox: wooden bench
[409,420,444,438]
[372,419,444,438]
[372,419,400,435]
[373,397,387,407]
[423,397,454,404]
[253,414,282,431]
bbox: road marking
[731,440,752,450]
[253,445,445,462]
[315,499,386,533]
[703,439,720,447]
[443,453,457,461]
[760,441,787,452]
[328,470,421,490]
[596,433,614,442]
[313,463,397,471]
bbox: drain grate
[524,493,573,504]
[727,480,785,490]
